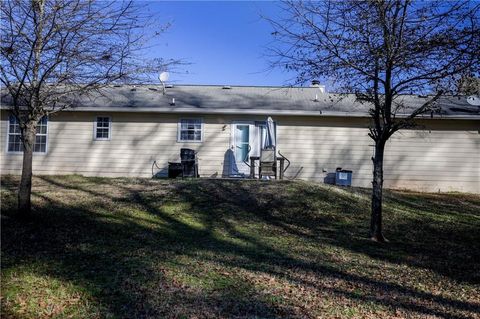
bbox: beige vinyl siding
[1,110,479,193]
[276,116,479,193]
[0,111,232,178]
[276,118,373,184]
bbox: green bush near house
[1,175,479,318]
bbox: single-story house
[1,84,479,193]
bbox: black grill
[180,148,198,177]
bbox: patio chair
[259,148,276,179]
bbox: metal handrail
[278,150,290,174]
[242,144,252,167]
[152,160,162,178]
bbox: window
[178,118,203,142]
[7,115,48,153]
[34,116,48,152]
[94,116,111,140]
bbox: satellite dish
[159,72,169,82]
[466,95,480,106]
[159,72,170,95]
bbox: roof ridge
[107,83,315,89]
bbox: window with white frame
[94,116,111,140]
[178,118,203,142]
[7,115,48,153]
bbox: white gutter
[1,105,479,120]
[64,106,480,120]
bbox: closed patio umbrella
[265,116,276,149]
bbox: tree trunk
[18,124,36,218]
[370,140,387,242]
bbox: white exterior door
[231,122,254,176]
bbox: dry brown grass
[1,175,479,318]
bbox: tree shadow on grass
[169,179,480,284]
[165,180,480,317]
[2,188,292,318]
[1,175,479,318]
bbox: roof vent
[310,80,326,93]
[222,86,232,90]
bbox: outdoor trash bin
[335,168,352,186]
[168,162,183,178]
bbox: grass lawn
[1,175,479,318]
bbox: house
[1,84,479,193]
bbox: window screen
[178,119,202,142]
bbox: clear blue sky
[143,1,295,86]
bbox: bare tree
[266,0,480,241]
[1,0,176,217]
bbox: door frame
[230,121,255,176]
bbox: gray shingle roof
[2,84,480,118]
